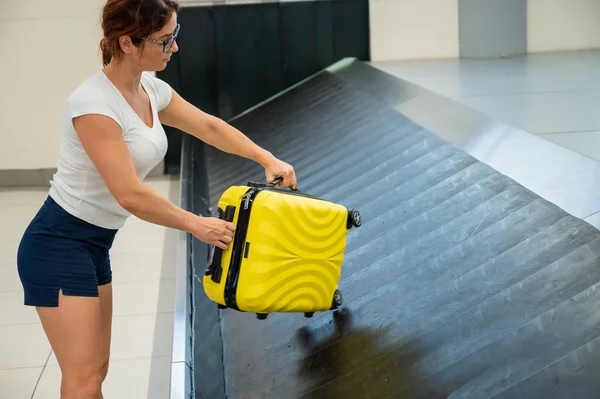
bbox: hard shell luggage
[203,178,362,320]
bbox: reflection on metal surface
[170,362,191,399]
[336,59,600,226]
[585,212,600,230]
[170,137,194,399]
[172,229,190,364]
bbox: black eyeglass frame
[138,23,180,53]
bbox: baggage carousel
[171,59,600,399]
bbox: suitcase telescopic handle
[268,177,299,191]
[247,177,299,191]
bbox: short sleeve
[68,88,124,130]
[143,73,173,111]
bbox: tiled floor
[0,176,179,399]
[372,49,600,162]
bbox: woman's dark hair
[100,0,179,66]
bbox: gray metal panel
[459,0,527,58]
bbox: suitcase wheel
[331,289,343,310]
[304,312,314,318]
[348,209,362,228]
[256,313,268,320]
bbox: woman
[16,0,296,398]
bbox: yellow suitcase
[203,178,362,320]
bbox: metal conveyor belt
[191,61,600,399]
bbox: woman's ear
[119,36,135,55]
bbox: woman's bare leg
[98,283,113,397]
[36,290,103,399]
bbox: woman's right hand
[192,217,236,250]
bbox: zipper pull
[241,189,255,210]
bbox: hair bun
[99,38,113,66]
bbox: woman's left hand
[263,157,297,189]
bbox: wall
[528,0,600,52]
[459,0,527,58]
[369,0,600,61]
[0,0,106,171]
[369,0,459,61]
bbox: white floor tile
[47,313,174,366]
[0,239,20,265]
[0,221,29,242]
[0,189,47,207]
[458,89,600,134]
[0,291,38,326]
[35,357,171,399]
[112,280,176,317]
[0,324,50,369]
[0,207,37,233]
[110,251,176,283]
[0,264,23,292]
[373,50,600,98]
[540,131,600,162]
[110,221,169,254]
[102,357,171,399]
[109,313,174,360]
[0,255,17,269]
[0,367,43,399]
[31,365,60,399]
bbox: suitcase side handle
[205,205,236,283]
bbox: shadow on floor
[295,308,421,399]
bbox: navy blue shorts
[17,195,118,307]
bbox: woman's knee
[61,368,103,399]
[100,358,110,381]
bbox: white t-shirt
[48,71,173,230]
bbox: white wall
[369,0,600,61]
[369,0,459,61]
[528,0,600,52]
[0,0,106,170]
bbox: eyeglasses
[140,24,180,53]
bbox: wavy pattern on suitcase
[240,262,338,312]
[235,191,349,313]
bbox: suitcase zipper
[224,188,259,310]
[242,191,253,210]
[261,187,326,201]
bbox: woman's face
[134,12,180,71]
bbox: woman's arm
[73,114,235,249]
[158,89,297,189]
